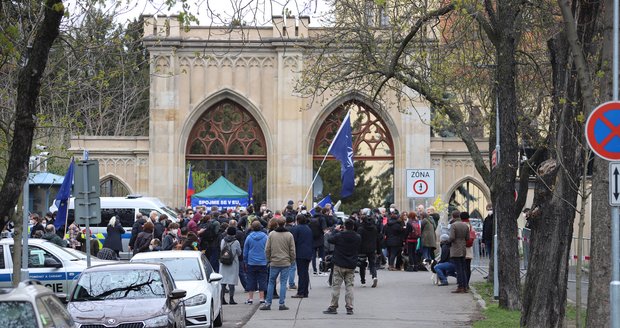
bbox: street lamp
[20,149,51,282]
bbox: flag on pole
[54,159,74,230]
[247,176,254,206]
[186,166,194,208]
[311,194,332,215]
[328,111,355,198]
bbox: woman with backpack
[405,212,421,271]
[220,226,242,305]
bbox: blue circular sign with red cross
[586,101,620,161]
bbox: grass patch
[472,282,520,328]
[471,282,586,328]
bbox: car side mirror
[44,258,62,268]
[169,289,186,299]
[209,273,223,283]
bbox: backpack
[219,241,234,265]
[203,221,218,242]
[407,221,421,240]
[466,224,476,247]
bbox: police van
[0,239,113,298]
[68,195,177,257]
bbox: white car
[0,239,114,298]
[131,250,223,328]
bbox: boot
[221,289,228,304]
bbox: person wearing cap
[260,218,296,311]
[220,226,242,305]
[434,234,456,286]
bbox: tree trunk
[520,31,583,327]
[492,0,523,310]
[0,0,64,231]
[587,0,614,326]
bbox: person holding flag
[53,159,74,236]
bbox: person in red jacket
[405,212,422,271]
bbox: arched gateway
[186,99,268,204]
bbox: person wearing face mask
[482,204,494,258]
[29,214,45,238]
[162,222,180,250]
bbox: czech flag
[186,165,194,208]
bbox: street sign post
[75,160,100,267]
[406,169,435,198]
[586,101,620,327]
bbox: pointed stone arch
[99,174,133,197]
[446,175,491,218]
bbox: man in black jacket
[323,220,361,315]
[357,215,379,288]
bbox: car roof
[0,238,48,246]
[0,281,55,302]
[84,262,166,272]
[131,250,202,260]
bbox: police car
[0,238,114,298]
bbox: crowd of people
[5,198,495,314]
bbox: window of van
[0,246,4,269]
[100,209,135,228]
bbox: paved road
[222,267,483,328]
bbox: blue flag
[328,111,354,198]
[311,195,332,215]
[54,159,74,230]
[248,176,254,206]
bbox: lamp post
[21,149,50,282]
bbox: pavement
[221,267,483,328]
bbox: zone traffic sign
[406,169,435,198]
[586,101,620,161]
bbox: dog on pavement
[423,259,439,285]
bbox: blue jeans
[239,260,248,290]
[288,261,297,287]
[422,246,435,261]
[434,261,456,283]
[266,266,289,305]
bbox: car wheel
[214,302,223,327]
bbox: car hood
[68,298,168,322]
[175,280,209,299]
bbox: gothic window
[100,177,130,197]
[314,100,394,160]
[448,179,489,219]
[186,100,266,160]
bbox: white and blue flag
[328,111,354,198]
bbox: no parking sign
[406,169,435,198]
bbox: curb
[470,285,487,310]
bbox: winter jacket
[328,229,361,269]
[42,232,66,247]
[357,221,379,254]
[220,236,242,285]
[308,215,327,247]
[243,230,268,266]
[129,218,146,249]
[383,218,405,247]
[133,231,153,255]
[264,226,296,267]
[103,223,124,252]
[439,241,451,263]
[421,217,437,248]
[291,223,313,260]
[153,221,165,241]
[162,231,179,251]
[187,214,201,234]
[449,220,469,258]
[482,214,494,245]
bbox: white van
[67,195,178,257]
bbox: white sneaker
[318,272,328,277]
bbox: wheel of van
[214,302,223,327]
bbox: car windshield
[72,269,165,301]
[0,301,38,327]
[135,258,203,281]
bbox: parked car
[0,238,114,298]
[131,251,224,328]
[0,280,74,327]
[67,262,186,328]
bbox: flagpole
[302,110,352,205]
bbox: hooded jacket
[383,218,405,247]
[243,230,268,266]
[357,220,379,254]
[265,226,296,267]
[328,229,361,269]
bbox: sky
[64,0,332,27]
